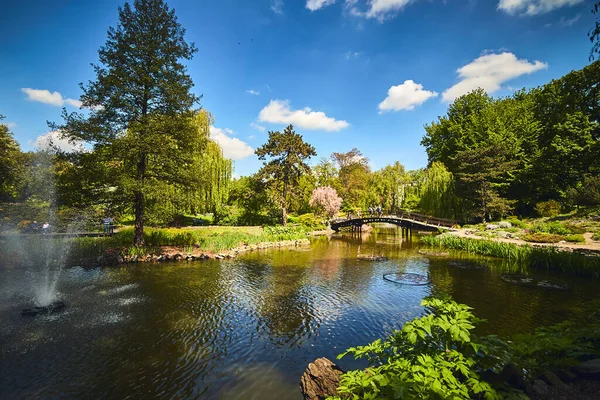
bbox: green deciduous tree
[255,125,316,225]
[332,148,371,209]
[0,116,25,202]
[54,0,199,245]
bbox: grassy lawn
[70,225,310,262]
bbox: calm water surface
[1,227,598,399]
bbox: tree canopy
[255,125,316,225]
[54,0,200,245]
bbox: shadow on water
[0,225,598,399]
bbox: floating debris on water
[383,273,430,286]
[500,274,568,290]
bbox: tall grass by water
[68,225,310,262]
[421,235,600,277]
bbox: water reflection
[0,226,598,399]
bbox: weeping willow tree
[418,161,456,219]
[144,110,232,224]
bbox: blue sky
[0,0,594,176]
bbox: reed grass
[421,234,600,277]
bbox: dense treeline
[422,61,600,222]
[3,10,600,231]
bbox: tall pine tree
[255,125,316,226]
[54,0,199,245]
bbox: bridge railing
[331,210,456,228]
[393,210,456,228]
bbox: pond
[1,226,598,399]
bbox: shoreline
[445,230,600,256]
[79,237,314,267]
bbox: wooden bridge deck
[330,212,456,232]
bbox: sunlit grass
[68,225,310,261]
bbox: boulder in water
[300,357,344,400]
[21,301,66,317]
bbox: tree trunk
[133,154,147,246]
[282,180,288,226]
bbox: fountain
[0,151,78,316]
[21,300,66,316]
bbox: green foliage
[70,225,308,259]
[0,117,25,202]
[566,175,600,208]
[564,234,585,243]
[522,233,564,243]
[54,0,201,246]
[332,149,372,210]
[535,201,561,218]
[510,304,600,379]
[422,62,600,220]
[506,217,527,229]
[330,298,502,400]
[593,231,600,241]
[417,161,456,219]
[529,221,571,235]
[255,125,317,226]
[295,213,326,230]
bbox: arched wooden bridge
[330,211,456,232]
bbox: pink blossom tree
[310,186,342,219]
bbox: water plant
[420,235,600,276]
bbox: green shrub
[562,222,586,234]
[535,200,561,217]
[564,234,585,243]
[506,217,527,229]
[529,221,571,235]
[592,232,600,241]
[523,233,564,243]
[329,298,502,400]
[296,213,326,230]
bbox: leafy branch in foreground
[329,298,512,400]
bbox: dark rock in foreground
[21,301,66,316]
[300,357,344,400]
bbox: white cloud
[209,126,255,160]
[21,88,82,108]
[246,89,260,95]
[497,0,583,15]
[378,80,438,112]
[4,122,16,129]
[441,52,547,102]
[560,13,580,27]
[258,99,350,131]
[250,122,266,132]
[366,0,413,20]
[344,0,420,21]
[224,128,235,135]
[307,0,336,11]
[34,131,86,153]
[271,0,283,14]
